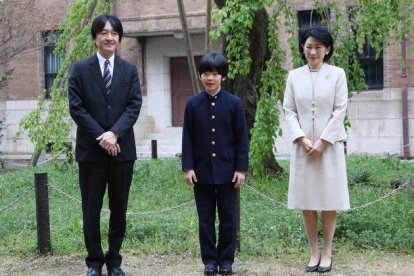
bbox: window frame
[349,11,384,90]
[43,30,62,98]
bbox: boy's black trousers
[193,182,237,266]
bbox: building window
[356,38,383,90]
[355,37,384,90]
[298,9,329,30]
[349,6,384,90]
[43,31,62,98]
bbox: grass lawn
[0,154,413,263]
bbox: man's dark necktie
[103,59,112,95]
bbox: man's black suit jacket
[68,55,142,161]
[182,90,248,184]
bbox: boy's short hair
[198,53,229,77]
[91,14,124,42]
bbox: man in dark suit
[182,53,248,275]
[68,14,142,276]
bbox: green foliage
[321,2,367,94]
[281,0,302,69]
[0,69,14,90]
[338,155,414,250]
[211,0,271,79]
[349,170,372,186]
[0,156,413,257]
[15,0,113,159]
[350,0,414,56]
[212,0,297,175]
[0,69,12,154]
[249,8,286,175]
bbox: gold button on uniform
[212,153,216,157]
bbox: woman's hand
[308,139,328,158]
[297,137,313,154]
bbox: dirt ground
[0,252,413,276]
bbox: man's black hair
[91,14,123,42]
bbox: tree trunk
[227,9,269,135]
[214,0,283,174]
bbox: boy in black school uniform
[182,53,249,275]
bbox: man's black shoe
[86,267,102,276]
[107,266,125,276]
[219,264,232,275]
[204,263,218,275]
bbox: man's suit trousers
[78,159,134,268]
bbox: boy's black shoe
[204,263,218,275]
[86,267,102,276]
[219,264,232,275]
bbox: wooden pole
[177,0,200,93]
[401,38,410,159]
[34,173,51,255]
[205,0,212,53]
[151,140,158,159]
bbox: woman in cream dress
[283,27,349,273]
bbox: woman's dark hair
[198,53,229,77]
[91,14,123,42]
[299,26,334,61]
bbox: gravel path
[1,252,413,275]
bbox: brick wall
[1,0,74,101]
[116,0,207,36]
[118,37,147,95]
[114,0,205,18]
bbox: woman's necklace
[308,64,321,72]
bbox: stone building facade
[0,0,412,160]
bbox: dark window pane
[43,31,61,98]
[349,9,384,90]
[298,10,329,28]
[355,36,384,90]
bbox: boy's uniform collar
[204,89,222,100]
